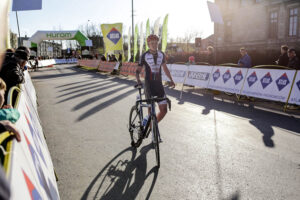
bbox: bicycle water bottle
[136,94,140,100]
[142,115,149,127]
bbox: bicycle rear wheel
[152,116,160,168]
[129,105,142,147]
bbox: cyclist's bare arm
[135,66,143,84]
[162,63,175,87]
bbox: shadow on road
[48,66,300,147]
[165,87,300,148]
[81,144,159,200]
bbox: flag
[12,0,42,11]
[128,26,131,61]
[161,14,168,52]
[133,24,138,62]
[145,19,150,51]
[154,17,160,36]
[101,23,123,56]
[139,22,144,56]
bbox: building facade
[214,0,300,65]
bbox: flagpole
[16,11,21,47]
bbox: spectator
[0,78,20,123]
[0,78,21,141]
[207,46,215,65]
[0,48,29,103]
[276,45,289,66]
[111,54,117,62]
[187,56,195,65]
[100,55,106,61]
[3,48,14,64]
[287,48,300,70]
[238,47,252,68]
[34,57,39,71]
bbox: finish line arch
[28,30,89,47]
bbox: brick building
[214,0,300,65]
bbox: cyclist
[135,34,175,141]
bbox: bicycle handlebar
[136,97,171,111]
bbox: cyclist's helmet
[147,34,159,43]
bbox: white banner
[288,71,300,105]
[8,71,60,199]
[162,64,172,81]
[169,64,188,84]
[241,69,296,102]
[208,66,248,94]
[185,65,213,88]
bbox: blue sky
[9,0,214,40]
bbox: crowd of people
[0,46,31,144]
[185,45,300,70]
[0,46,30,198]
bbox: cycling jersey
[139,50,166,100]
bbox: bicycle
[128,84,171,168]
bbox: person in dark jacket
[0,48,29,103]
[287,48,300,70]
[276,45,289,66]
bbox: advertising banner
[208,66,248,94]
[98,61,115,72]
[8,71,60,199]
[169,64,188,83]
[185,65,213,88]
[78,60,100,68]
[241,69,296,102]
[101,23,123,55]
[288,71,300,105]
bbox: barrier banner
[288,71,300,105]
[98,61,115,72]
[169,64,188,83]
[78,59,100,68]
[38,59,55,67]
[120,62,144,77]
[241,69,296,102]
[55,58,78,64]
[161,64,172,81]
[208,66,248,93]
[185,65,213,88]
[8,71,60,199]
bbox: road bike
[128,84,171,168]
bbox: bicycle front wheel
[129,105,142,147]
[152,116,160,168]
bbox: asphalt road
[31,64,300,200]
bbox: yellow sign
[101,23,123,55]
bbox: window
[289,8,298,37]
[269,11,278,38]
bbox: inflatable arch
[28,30,89,47]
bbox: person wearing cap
[287,48,300,70]
[0,46,29,103]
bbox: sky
[9,0,214,41]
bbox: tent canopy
[29,30,89,47]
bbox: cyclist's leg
[157,101,167,123]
